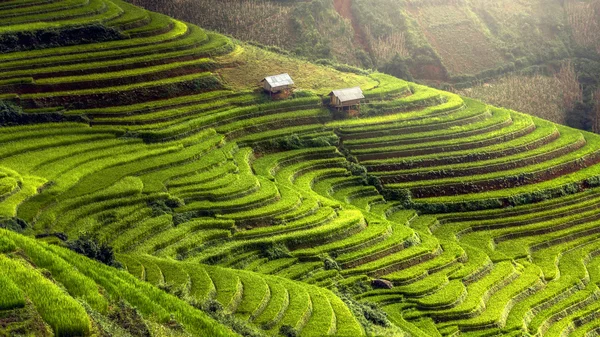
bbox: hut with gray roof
[261,73,294,95]
[328,87,364,112]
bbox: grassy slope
[131,0,584,84]
[3,1,600,337]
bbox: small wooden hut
[261,73,294,96]
[328,87,364,112]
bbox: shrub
[381,189,412,208]
[147,198,184,218]
[279,325,299,337]
[259,242,291,260]
[0,236,16,254]
[0,217,28,232]
[0,100,86,125]
[0,101,22,125]
[67,233,120,268]
[265,134,337,151]
[107,300,151,337]
[323,256,341,270]
[199,300,266,337]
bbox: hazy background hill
[129,0,600,131]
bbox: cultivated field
[2,1,600,336]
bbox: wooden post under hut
[328,87,364,115]
[261,73,294,98]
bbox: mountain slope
[3,1,600,336]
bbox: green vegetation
[2,0,600,336]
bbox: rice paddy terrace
[3,1,600,337]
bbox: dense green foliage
[3,0,600,336]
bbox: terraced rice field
[3,0,600,336]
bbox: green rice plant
[384,240,465,285]
[415,279,466,309]
[223,184,302,220]
[157,229,232,258]
[92,94,259,124]
[363,84,444,114]
[105,0,149,28]
[291,214,391,258]
[275,195,321,221]
[0,0,89,17]
[376,126,583,180]
[270,279,312,333]
[300,289,335,336]
[0,133,116,161]
[328,90,463,129]
[383,303,432,337]
[237,125,327,146]
[138,255,164,284]
[62,136,222,199]
[379,266,450,298]
[267,209,365,249]
[0,18,188,64]
[504,241,592,331]
[389,133,600,197]
[205,265,243,313]
[0,255,91,336]
[437,186,600,223]
[186,263,216,303]
[234,270,270,321]
[36,58,215,85]
[255,258,297,275]
[133,96,319,140]
[112,214,173,252]
[167,162,236,190]
[292,168,348,207]
[253,278,289,329]
[40,236,235,336]
[233,206,335,240]
[351,110,531,159]
[214,106,326,135]
[0,176,43,217]
[135,219,232,254]
[180,175,278,212]
[323,290,365,335]
[335,220,417,265]
[272,155,345,185]
[342,231,439,276]
[425,261,516,321]
[50,194,151,235]
[9,233,108,312]
[0,0,120,28]
[124,11,173,36]
[22,71,215,99]
[363,73,409,99]
[117,254,145,280]
[447,262,542,329]
[0,273,25,310]
[64,90,235,116]
[148,256,191,294]
[344,102,503,147]
[276,261,322,280]
[0,235,16,254]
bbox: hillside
[131,0,600,131]
[129,0,599,82]
[3,1,600,337]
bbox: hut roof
[329,87,364,102]
[262,73,294,87]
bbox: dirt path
[332,0,371,54]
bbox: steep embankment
[332,0,370,54]
[3,1,600,336]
